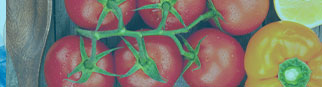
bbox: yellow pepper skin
[244,21,322,87]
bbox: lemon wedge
[274,0,322,28]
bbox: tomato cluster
[44,0,270,87]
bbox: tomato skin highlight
[183,29,245,87]
[64,0,136,31]
[114,34,183,87]
[44,36,115,87]
[210,0,269,35]
[138,0,206,30]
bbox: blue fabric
[0,46,6,87]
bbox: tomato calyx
[95,0,125,31]
[65,37,121,83]
[278,58,312,87]
[207,0,226,32]
[119,37,167,83]
[134,0,187,30]
[178,36,207,77]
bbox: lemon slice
[274,0,322,28]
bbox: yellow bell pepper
[244,21,322,87]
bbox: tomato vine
[66,0,224,83]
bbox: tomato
[138,0,206,30]
[65,0,136,31]
[209,0,269,35]
[44,36,115,87]
[114,33,183,87]
[183,28,245,87]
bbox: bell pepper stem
[278,58,312,87]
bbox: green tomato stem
[78,10,213,38]
[77,10,214,60]
[136,37,149,60]
[90,37,97,60]
[278,58,312,87]
[169,11,214,33]
[72,0,216,83]
[169,35,194,59]
[207,0,226,32]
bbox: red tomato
[210,0,269,35]
[44,36,115,87]
[114,33,183,87]
[138,0,206,30]
[65,0,136,31]
[183,29,245,87]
